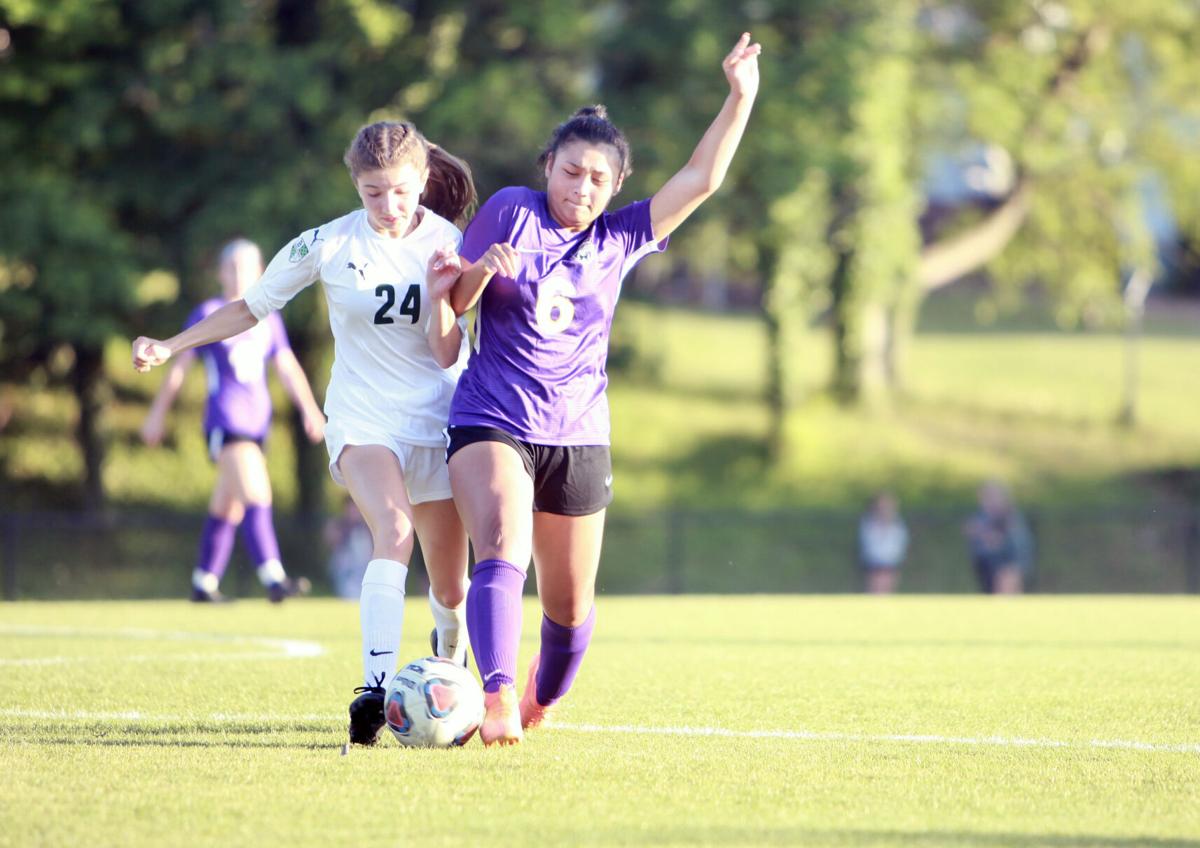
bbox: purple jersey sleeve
[604,198,667,282]
[460,187,523,264]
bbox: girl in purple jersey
[141,239,326,603]
[431,32,762,745]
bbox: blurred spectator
[964,480,1034,594]
[324,498,372,600]
[858,492,908,594]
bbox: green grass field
[3,596,1199,847]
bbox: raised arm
[132,300,257,372]
[648,32,761,241]
[271,348,326,443]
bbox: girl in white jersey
[133,121,478,747]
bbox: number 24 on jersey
[374,284,420,325]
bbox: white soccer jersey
[243,207,467,446]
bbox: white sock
[256,558,286,586]
[192,569,219,593]
[360,558,408,690]
[428,582,469,665]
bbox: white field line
[548,722,1200,755]
[0,625,324,665]
[1,708,1196,755]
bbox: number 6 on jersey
[535,278,576,336]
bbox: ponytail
[423,143,477,226]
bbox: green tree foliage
[595,1,1199,431]
[0,0,592,509]
[3,0,1198,504]
[918,1,1200,322]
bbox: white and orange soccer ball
[384,657,484,748]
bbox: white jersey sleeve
[243,228,326,321]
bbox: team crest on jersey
[288,229,323,263]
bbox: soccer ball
[384,657,484,748]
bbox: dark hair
[344,121,477,226]
[537,105,632,183]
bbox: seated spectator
[964,480,1033,594]
[858,492,908,594]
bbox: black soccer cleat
[430,626,470,670]
[190,587,231,603]
[267,576,312,604]
[348,686,386,746]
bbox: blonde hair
[344,121,477,225]
[218,238,261,268]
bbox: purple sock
[466,559,526,693]
[536,606,596,706]
[240,504,281,568]
[197,515,237,580]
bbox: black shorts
[206,428,265,463]
[446,426,612,516]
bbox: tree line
[2,0,1197,510]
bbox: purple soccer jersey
[186,298,290,439]
[449,186,666,445]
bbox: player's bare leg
[225,442,304,601]
[865,569,899,595]
[340,445,418,745]
[993,566,1024,595]
[521,510,604,729]
[190,451,246,602]
[412,498,470,665]
[449,441,533,746]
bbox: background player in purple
[141,239,326,602]
[432,32,762,745]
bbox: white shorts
[324,416,451,505]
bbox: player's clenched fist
[132,337,172,372]
[479,243,520,279]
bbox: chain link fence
[2,506,1198,600]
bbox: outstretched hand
[723,32,762,99]
[426,244,463,301]
[132,337,172,373]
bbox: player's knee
[544,593,594,628]
[472,519,527,564]
[371,510,415,558]
[210,498,244,524]
[432,582,466,609]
